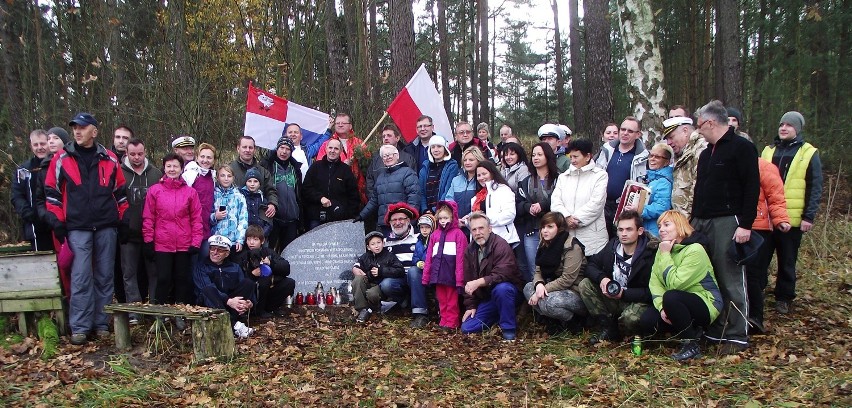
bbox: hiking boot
[747,317,766,335]
[70,333,87,345]
[672,341,701,361]
[410,314,430,329]
[589,315,621,345]
[716,342,748,355]
[356,308,372,323]
[96,330,110,339]
[775,300,791,314]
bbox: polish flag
[387,64,453,143]
[244,83,329,150]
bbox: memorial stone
[281,220,363,303]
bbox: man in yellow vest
[760,111,823,315]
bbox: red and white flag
[244,83,329,150]
[387,64,453,143]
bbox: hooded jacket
[239,186,273,236]
[550,161,609,256]
[422,200,468,288]
[261,152,303,223]
[474,180,519,245]
[358,162,421,227]
[193,256,256,306]
[302,156,360,223]
[418,143,459,213]
[12,156,52,245]
[753,158,790,231]
[444,171,478,220]
[44,142,128,231]
[142,175,203,252]
[462,232,524,310]
[229,157,279,211]
[649,232,722,322]
[640,166,673,236]
[585,232,660,304]
[121,156,163,243]
[211,184,248,245]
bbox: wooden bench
[103,303,234,361]
[0,251,66,335]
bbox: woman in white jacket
[551,139,609,256]
[470,161,531,279]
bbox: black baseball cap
[69,112,99,128]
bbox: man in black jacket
[11,129,53,251]
[579,211,659,344]
[691,100,760,354]
[302,139,360,230]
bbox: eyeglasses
[649,153,670,160]
[335,122,351,126]
[210,247,229,253]
[390,217,409,223]
[417,124,433,129]
[381,153,398,159]
[456,130,473,135]
[697,119,713,129]
[619,127,639,134]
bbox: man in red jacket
[45,112,129,345]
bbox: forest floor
[2,189,851,406]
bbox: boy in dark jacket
[239,168,273,238]
[352,231,405,323]
[234,225,295,318]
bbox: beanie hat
[417,213,436,230]
[245,167,261,183]
[385,202,418,225]
[427,135,450,163]
[779,111,805,135]
[364,231,384,244]
[47,127,70,145]
[276,136,295,151]
[727,108,744,127]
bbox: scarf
[472,186,488,213]
[536,231,570,279]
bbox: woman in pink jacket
[143,153,203,313]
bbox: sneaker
[410,314,430,329]
[716,342,748,355]
[672,341,701,361]
[502,329,517,341]
[174,317,187,331]
[70,333,87,345]
[775,300,791,314]
[356,308,372,323]
[128,314,140,325]
[233,321,254,339]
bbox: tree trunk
[616,0,668,142]
[369,1,380,103]
[325,0,348,112]
[0,1,26,141]
[714,0,743,107]
[583,0,613,143]
[390,0,416,95]
[437,0,451,121]
[478,0,489,127]
[565,0,584,133]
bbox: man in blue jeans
[461,212,524,340]
[45,113,129,345]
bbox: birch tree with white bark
[616,0,668,142]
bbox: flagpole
[360,110,389,146]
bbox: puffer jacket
[444,171,478,220]
[649,232,722,321]
[142,175,203,252]
[500,162,530,192]
[353,247,405,284]
[474,180,519,245]
[550,162,609,256]
[193,257,256,305]
[211,185,248,245]
[753,158,790,231]
[422,200,468,288]
[641,166,673,236]
[358,162,421,227]
[121,157,163,243]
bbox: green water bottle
[632,335,642,356]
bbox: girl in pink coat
[422,200,468,329]
[143,153,203,309]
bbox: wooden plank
[0,289,63,300]
[104,303,224,319]
[0,297,63,313]
[0,253,60,293]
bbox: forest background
[0,0,848,242]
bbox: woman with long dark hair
[516,142,560,281]
[499,142,529,192]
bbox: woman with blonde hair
[640,210,722,361]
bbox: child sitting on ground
[233,225,295,318]
[413,213,436,271]
[239,168,272,238]
[352,231,405,323]
[422,201,468,329]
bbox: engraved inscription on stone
[281,220,363,302]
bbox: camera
[606,280,622,296]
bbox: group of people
[11,100,821,360]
